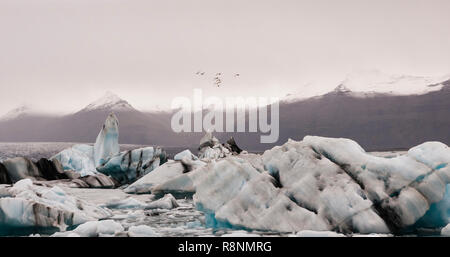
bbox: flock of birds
[195,71,240,87]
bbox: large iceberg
[0,179,111,236]
[137,136,449,234]
[51,113,167,185]
[302,136,450,231]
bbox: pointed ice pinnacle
[94,113,120,167]
[333,84,351,94]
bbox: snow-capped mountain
[1,76,450,151]
[80,91,135,112]
[282,70,450,103]
[340,70,448,95]
[0,105,35,121]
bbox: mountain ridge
[1,71,450,151]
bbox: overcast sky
[1,0,450,114]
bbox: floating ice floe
[293,230,346,237]
[52,220,124,237]
[0,179,111,236]
[102,197,147,209]
[127,225,160,237]
[221,230,261,237]
[0,163,11,184]
[102,194,178,210]
[145,193,179,209]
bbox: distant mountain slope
[0,72,449,152]
[0,92,172,145]
[274,78,450,151]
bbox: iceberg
[96,146,167,185]
[302,137,450,231]
[147,136,449,234]
[174,150,198,161]
[0,179,111,236]
[124,159,206,194]
[293,230,346,237]
[145,194,179,210]
[51,114,167,185]
[0,163,11,184]
[52,144,97,177]
[52,220,124,237]
[102,197,147,209]
[127,225,160,237]
[100,193,178,210]
[93,113,120,167]
[2,157,43,182]
[198,132,230,160]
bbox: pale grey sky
[1,0,450,114]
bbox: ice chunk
[96,147,167,184]
[262,139,389,234]
[125,162,185,194]
[221,230,261,237]
[198,132,230,160]
[294,230,346,237]
[302,136,450,231]
[206,172,330,232]
[0,179,111,235]
[2,157,42,182]
[52,220,124,237]
[93,113,120,167]
[189,136,449,234]
[124,160,205,194]
[0,163,12,184]
[442,223,450,236]
[128,225,159,237]
[51,114,167,183]
[146,194,179,209]
[416,184,450,228]
[174,150,198,161]
[102,197,147,209]
[51,144,97,177]
[158,156,328,233]
[408,142,450,169]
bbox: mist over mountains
[1,71,449,151]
